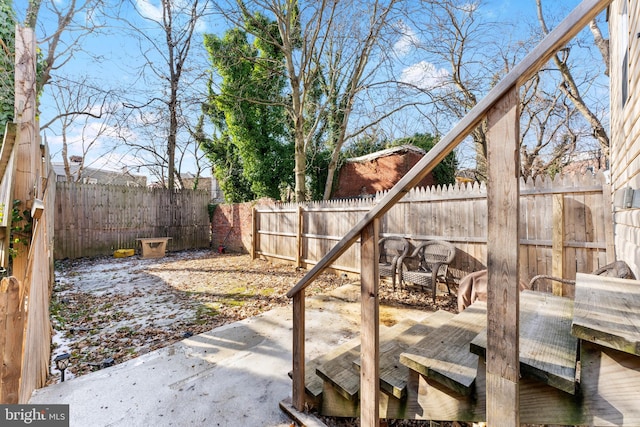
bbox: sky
[12,0,609,182]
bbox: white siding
[610,0,640,276]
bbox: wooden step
[299,331,370,402]
[400,302,487,396]
[572,273,640,356]
[470,290,578,394]
[354,310,455,399]
[316,321,413,401]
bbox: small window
[621,1,629,107]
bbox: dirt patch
[49,249,456,383]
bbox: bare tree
[23,0,107,93]
[115,0,211,191]
[535,0,609,156]
[43,76,121,182]
[400,0,608,180]
[212,0,409,202]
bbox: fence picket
[54,182,211,259]
[254,175,611,284]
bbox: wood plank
[292,291,306,411]
[579,341,640,426]
[360,219,380,427]
[302,333,363,401]
[399,302,487,396]
[0,277,24,403]
[552,194,565,296]
[486,85,520,426]
[470,290,578,394]
[354,310,455,399]
[317,322,403,401]
[572,273,640,355]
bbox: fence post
[552,193,565,296]
[13,26,38,284]
[251,206,257,260]
[296,205,303,268]
[602,182,616,264]
[0,277,25,403]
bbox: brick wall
[211,198,275,253]
[332,149,435,199]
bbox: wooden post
[486,87,520,427]
[251,206,257,260]
[13,26,37,284]
[552,194,565,296]
[291,290,305,411]
[0,277,24,403]
[297,205,303,268]
[602,182,615,264]
[360,218,380,427]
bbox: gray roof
[346,145,426,163]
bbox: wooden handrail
[287,0,611,299]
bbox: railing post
[360,218,380,427]
[486,86,520,427]
[291,290,305,411]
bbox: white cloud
[136,0,163,21]
[394,22,420,57]
[135,0,208,32]
[400,61,450,90]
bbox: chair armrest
[528,275,576,291]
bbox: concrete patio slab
[29,284,428,427]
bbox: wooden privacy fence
[1,26,56,403]
[253,172,613,290]
[55,182,211,259]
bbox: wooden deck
[471,290,578,394]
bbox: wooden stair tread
[470,290,578,394]
[316,321,415,401]
[572,273,640,356]
[298,334,364,399]
[354,310,455,398]
[399,302,487,396]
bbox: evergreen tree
[0,0,15,129]
[202,15,293,202]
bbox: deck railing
[285,1,612,425]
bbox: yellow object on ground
[114,249,135,258]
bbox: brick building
[332,145,436,199]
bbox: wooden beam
[251,206,257,260]
[13,26,37,285]
[486,87,520,427]
[552,194,565,296]
[0,277,24,403]
[297,205,303,268]
[292,290,306,411]
[286,0,612,299]
[360,218,380,427]
[601,182,615,263]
